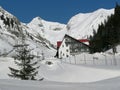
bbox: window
[66,43,68,47]
[66,55,69,57]
[65,38,68,42]
[60,51,62,56]
[75,49,78,52]
[66,49,69,52]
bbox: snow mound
[40,59,120,83]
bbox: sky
[0,0,119,24]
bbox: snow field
[39,59,120,83]
[1,55,120,90]
[1,56,120,83]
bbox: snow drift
[39,59,120,83]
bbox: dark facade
[64,35,90,55]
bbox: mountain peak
[94,8,114,15]
[28,16,44,26]
[67,8,114,39]
[33,17,43,21]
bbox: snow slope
[27,17,67,45]
[67,8,114,39]
[0,7,55,58]
[1,77,120,90]
[1,57,120,90]
[39,59,120,83]
[1,57,120,83]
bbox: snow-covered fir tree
[8,31,40,80]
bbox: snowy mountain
[0,6,55,58]
[27,17,67,45]
[0,6,21,55]
[0,6,114,57]
[27,8,114,45]
[67,8,114,39]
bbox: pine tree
[8,44,39,80]
[90,3,120,53]
[8,30,40,80]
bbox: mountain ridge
[67,8,114,39]
[0,6,114,57]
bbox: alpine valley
[0,6,114,57]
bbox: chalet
[55,34,90,58]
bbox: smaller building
[55,34,90,58]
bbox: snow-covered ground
[1,55,120,90]
[39,59,120,83]
[0,77,120,90]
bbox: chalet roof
[57,34,90,48]
[79,39,89,42]
[65,34,90,47]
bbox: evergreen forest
[90,3,120,53]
